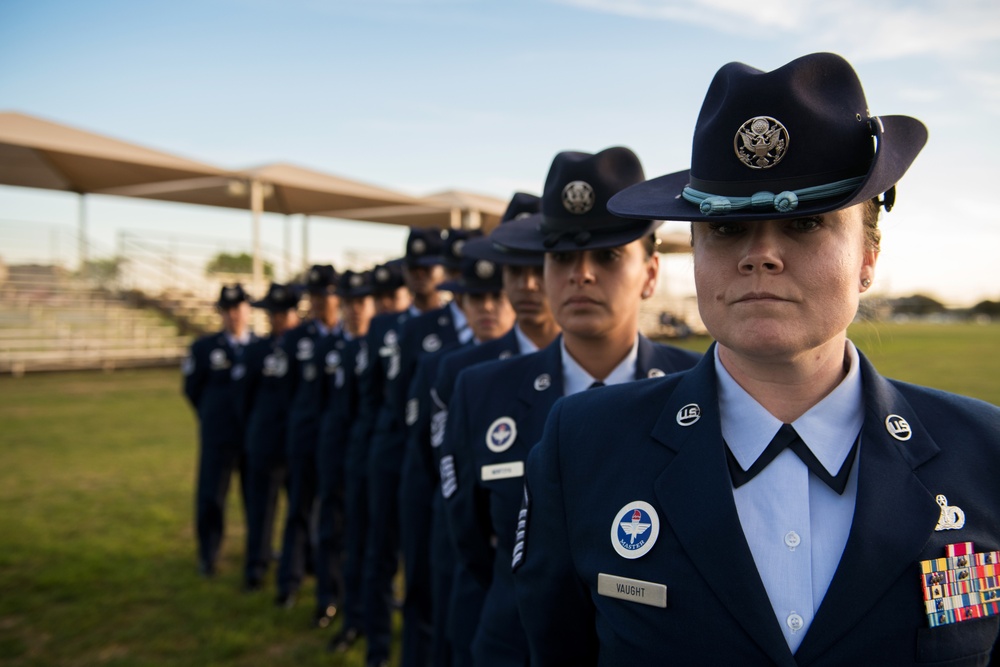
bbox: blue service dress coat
[431,327,523,667]
[392,305,463,667]
[441,334,700,666]
[361,308,418,664]
[276,319,343,597]
[513,345,1000,667]
[238,333,291,585]
[314,331,356,614]
[183,329,257,572]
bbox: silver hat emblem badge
[735,116,789,169]
[562,180,595,214]
[475,260,495,279]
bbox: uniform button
[784,530,801,550]
[786,612,804,632]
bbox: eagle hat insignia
[475,260,495,279]
[411,238,427,255]
[486,416,517,453]
[611,501,660,559]
[562,180,596,215]
[734,116,789,169]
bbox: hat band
[539,216,652,248]
[682,176,865,216]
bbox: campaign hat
[405,227,446,267]
[437,254,504,295]
[608,52,928,222]
[337,269,374,298]
[251,282,302,312]
[217,283,250,308]
[371,258,406,295]
[491,147,660,253]
[304,264,338,295]
[465,192,545,267]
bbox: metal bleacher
[0,265,192,376]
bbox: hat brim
[463,236,544,267]
[490,213,661,253]
[436,279,503,295]
[408,256,443,268]
[608,115,928,222]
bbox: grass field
[0,322,996,666]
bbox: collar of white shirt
[561,336,639,397]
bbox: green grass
[663,321,1000,407]
[0,370,378,667]
[0,322,996,666]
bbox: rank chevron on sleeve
[920,542,1000,628]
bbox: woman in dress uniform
[512,53,1000,666]
[441,146,701,667]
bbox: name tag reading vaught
[597,573,667,608]
[481,461,524,481]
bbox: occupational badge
[611,501,660,559]
[423,334,442,353]
[209,348,230,370]
[486,416,517,453]
[935,494,966,531]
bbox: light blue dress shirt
[513,324,539,355]
[449,300,473,344]
[717,341,864,653]
[561,336,638,396]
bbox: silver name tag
[597,573,667,608]
[480,461,524,481]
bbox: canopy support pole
[251,179,264,293]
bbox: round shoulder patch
[611,501,660,559]
[486,416,517,453]
[423,333,442,353]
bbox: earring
[641,290,651,298]
[861,278,872,288]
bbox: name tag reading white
[480,461,524,481]
[597,573,667,608]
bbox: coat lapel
[516,337,564,423]
[794,354,941,662]
[649,351,798,666]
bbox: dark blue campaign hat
[217,283,250,308]
[491,147,660,253]
[441,228,484,272]
[608,52,928,223]
[437,254,504,295]
[337,269,374,298]
[251,282,302,312]
[305,264,339,294]
[371,258,406,294]
[465,192,545,267]
[405,227,446,267]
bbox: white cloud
[553,0,1000,61]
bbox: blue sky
[1,0,999,306]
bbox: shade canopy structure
[0,111,227,193]
[0,111,508,287]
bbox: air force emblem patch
[486,416,517,453]
[611,501,660,559]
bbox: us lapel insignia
[920,542,1000,627]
